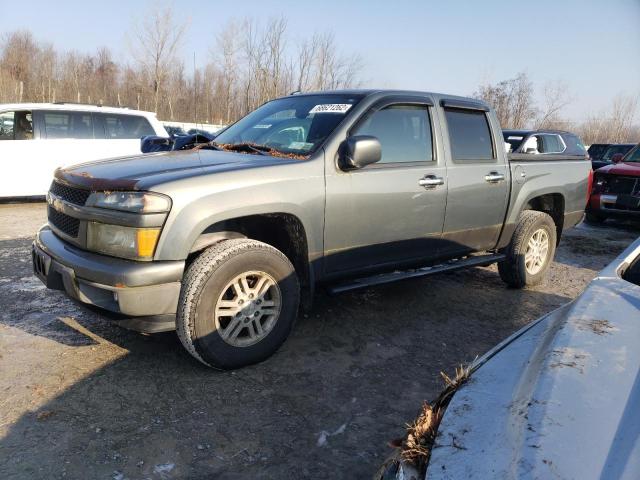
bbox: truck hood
[54,149,299,190]
[596,161,640,176]
[427,239,640,480]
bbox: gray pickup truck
[32,90,591,369]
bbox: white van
[0,103,167,198]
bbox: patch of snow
[153,463,175,476]
[317,423,347,447]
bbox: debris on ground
[35,410,55,421]
[374,364,472,479]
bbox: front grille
[48,205,80,238]
[49,181,91,206]
[605,176,639,195]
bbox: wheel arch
[523,192,565,245]
[187,213,313,303]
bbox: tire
[177,239,299,369]
[585,211,606,224]
[498,210,557,288]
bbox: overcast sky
[1,0,638,122]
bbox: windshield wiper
[201,141,309,160]
[196,141,223,151]
[222,142,271,156]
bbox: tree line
[473,72,639,145]
[0,9,362,126]
[0,10,637,145]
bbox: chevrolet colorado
[32,90,591,369]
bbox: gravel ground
[0,203,638,479]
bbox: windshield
[602,144,634,161]
[623,145,640,163]
[214,94,365,157]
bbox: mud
[0,203,638,479]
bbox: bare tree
[474,72,536,128]
[295,35,318,92]
[535,80,572,129]
[0,17,365,125]
[128,6,187,115]
[579,94,639,144]
[214,22,240,123]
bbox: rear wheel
[499,210,557,288]
[177,239,299,369]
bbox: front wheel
[498,210,557,288]
[177,239,299,369]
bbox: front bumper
[32,226,185,332]
[589,193,640,217]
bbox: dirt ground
[0,202,638,480]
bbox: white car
[0,103,167,198]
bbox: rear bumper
[32,226,184,332]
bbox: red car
[587,143,640,223]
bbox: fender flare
[188,231,247,254]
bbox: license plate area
[615,194,640,210]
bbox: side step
[328,253,506,294]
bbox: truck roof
[503,128,574,136]
[285,89,491,108]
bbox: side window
[352,105,433,164]
[0,111,33,140]
[102,114,154,139]
[539,134,564,154]
[43,111,94,139]
[444,108,494,161]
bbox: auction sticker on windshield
[309,104,353,114]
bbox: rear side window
[353,105,433,164]
[444,108,494,161]
[101,114,154,139]
[0,110,33,140]
[42,111,94,139]
[564,134,586,155]
[539,134,564,153]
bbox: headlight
[594,174,608,193]
[87,222,161,260]
[90,191,171,213]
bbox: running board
[328,253,506,294]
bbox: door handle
[418,175,444,188]
[485,171,505,183]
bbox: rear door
[323,96,448,275]
[439,100,510,255]
[36,109,97,171]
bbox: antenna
[193,51,197,126]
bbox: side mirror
[611,153,624,164]
[524,147,537,154]
[141,135,173,153]
[340,135,382,170]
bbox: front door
[324,100,447,276]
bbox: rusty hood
[427,239,640,480]
[54,149,298,191]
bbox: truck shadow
[1,237,579,478]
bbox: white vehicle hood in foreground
[428,239,640,479]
